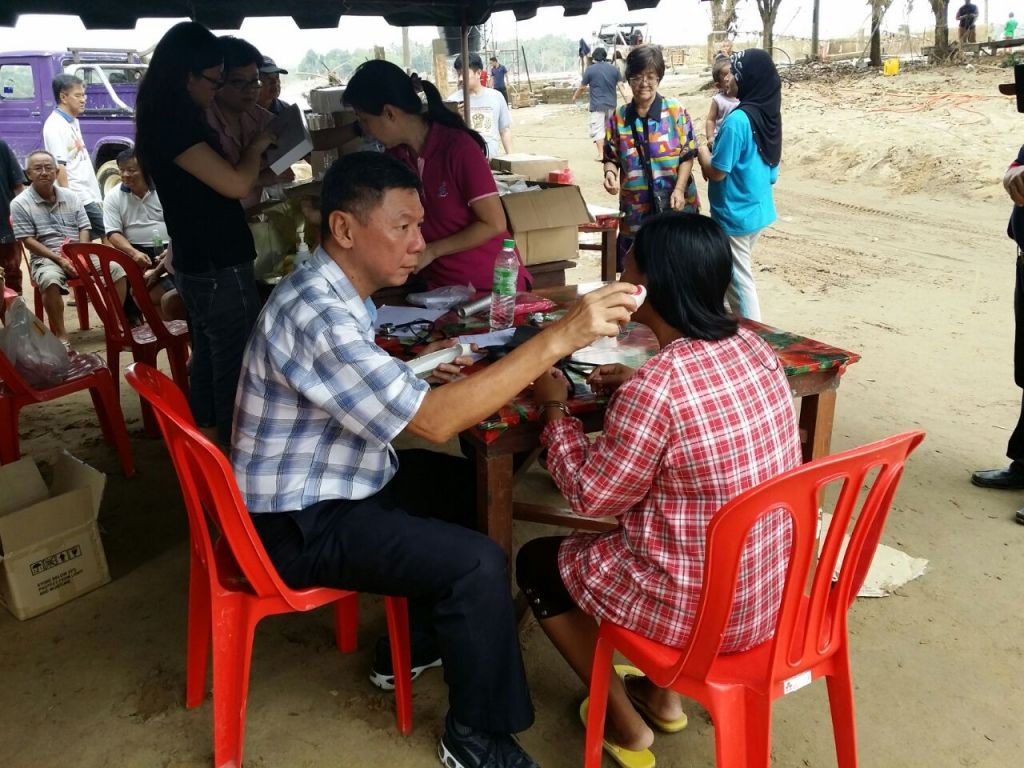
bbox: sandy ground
[3,63,1024,767]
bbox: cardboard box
[0,452,110,620]
[490,153,568,182]
[309,86,346,114]
[501,183,593,266]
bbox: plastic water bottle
[293,241,311,269]
[489,239,518,331]
[151,228,164,252]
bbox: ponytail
[420,80,487,155]
[344,59,487,156]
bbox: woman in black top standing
[135,22,274,446]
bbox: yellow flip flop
[616,664,688,734]
[579,698,656,768]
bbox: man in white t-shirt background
[43,74,105,239]
[446,53,513,158]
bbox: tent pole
[461,10,471,125]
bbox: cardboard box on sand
[0,452,110,620]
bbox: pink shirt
[206,102,274,209]
[390,123,531,291]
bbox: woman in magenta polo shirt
[343,60,530,291]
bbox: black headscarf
[730,48,782,167]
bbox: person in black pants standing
[971,126,1024,525]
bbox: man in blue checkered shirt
[231,151,637,768]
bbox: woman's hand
[532,367,571,405]
[604,168,620,195]
[587,363,635,395]
[249,130,277,156]
[670,187,686,211]
[415,243,438,273]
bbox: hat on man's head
[259,56,288,75]
[453,53,484,71]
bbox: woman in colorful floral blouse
[603,45,700,272]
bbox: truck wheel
[96,160,121,198]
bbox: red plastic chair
[584,431,925,768]
[25,245,91,332]
[64,243,189,437]
[0,345,135,475]
[124,362,413,768]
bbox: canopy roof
[2,1,663,30]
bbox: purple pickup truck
[0,48,143,195]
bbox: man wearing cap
[972,68,1024,526]
[257,56,291,116]
[446,53,512,158]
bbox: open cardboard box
[0,452,110,620]
[500,182,593,266]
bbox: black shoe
[971,462,1024,490]
[369,632,442,691]
[1016,507,1024,525]
[438,712,539,768]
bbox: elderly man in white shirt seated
[103,149,185,321]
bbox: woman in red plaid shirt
[517,213,801,767]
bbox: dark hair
[489,56,498,63]
[320,152,421,237]
[632,212,738,341]
[116,148,136,165]
[135,22,222,179]
[453,53,484,72]
[219,36,263,71]
[625,45,666,82]
[52,73,83,102]
[592,47,608,62]
[712,56,731,84]
[342,59,486,155]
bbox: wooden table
[578,218,619,282]
[382,285,860,558]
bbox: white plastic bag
[406,284,476,310]
[0,297,70,388]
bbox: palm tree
[756,0,784,53]
[869,0,896,66]
[930,0,951,56]
[708,0,741,61]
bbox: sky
[0,1,1019,70]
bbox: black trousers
[251,449,534,734]
[1009,255,1024,463]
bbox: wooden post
[461,16,471,126]
[432,38,450,98]
[402,27,410,71]
[373,45,385,60]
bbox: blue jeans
[176,263,260,445]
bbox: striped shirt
[10,184,89,255]
[546,327,802,653]
[232,246,430,513]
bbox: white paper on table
[376,306,446,338]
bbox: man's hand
[131,250,151,269]
[670,187,687,211]
[587,363,635,395]
[548,283,635,356]
[1005,165,1024,206]
[532,368,571,404]
[420,339,479,384]
[57,255,76,277]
